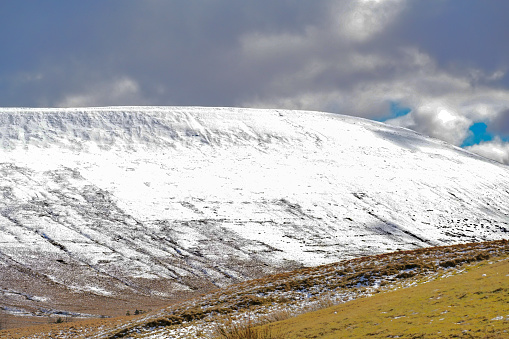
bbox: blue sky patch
[461,122,494,147]
[377,102,412,122]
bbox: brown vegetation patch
[2,239,508,338]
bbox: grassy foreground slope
[259,258,509,338]
[1,240,507,338]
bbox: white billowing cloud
[387,104,472,146]
[466,138,509,165]
[56,77,145,107]
[383,60,509,147]
[384,86,509,147]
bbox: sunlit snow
[0,106,508,317]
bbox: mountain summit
[0,106,508,320]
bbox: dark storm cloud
[487,110,509,136]
[0,1,327,107]
[389,1,509,75]
[2,1,508,110]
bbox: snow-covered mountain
[0,106,508,319]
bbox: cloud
[241,24,509,148]
[235,1,509,155]
[332,0,407,42]
[56,77,146,107]
[239,14,509,148]
[381,62,509,146]
[486,109,509,136]
[387,105,472,146]
[2,1,509,163]
[466,138,509,165]
[239,1,414,113]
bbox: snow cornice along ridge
[0,106,505,169]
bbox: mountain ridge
[0,106,508,324]
[0,106,501,162]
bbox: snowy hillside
[0,106,508,320]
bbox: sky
[1,0,509,164]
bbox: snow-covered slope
[0,106,508,319]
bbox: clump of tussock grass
[212,317,286,339]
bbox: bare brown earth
[0,278,217,330]
[1,296,170,330]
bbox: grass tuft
[212,317,286,339]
